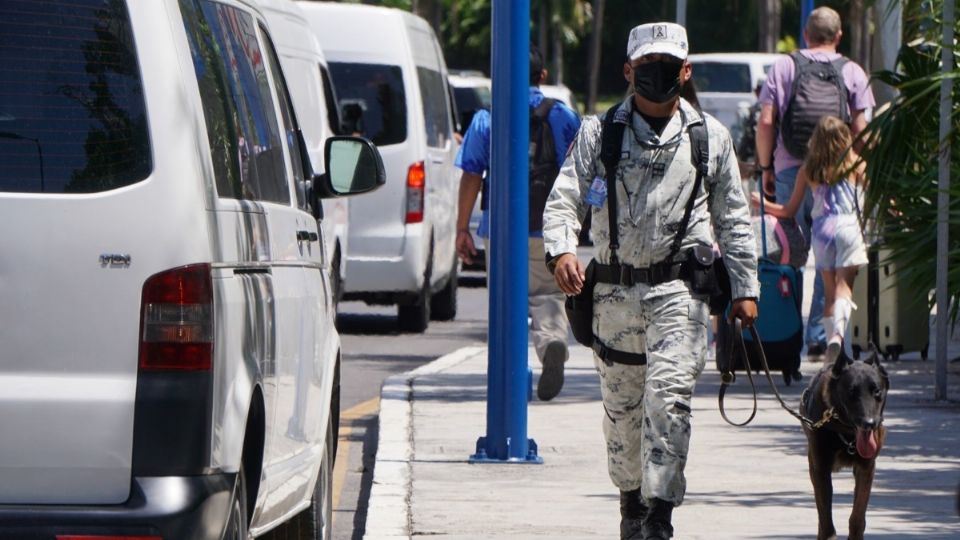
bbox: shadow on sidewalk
[336,312,488,341]
[412,365,602,405]
[690,358,960,537]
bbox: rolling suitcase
[716,202,804,384]
[850,245,930,361]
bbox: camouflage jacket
[543,98,760,300]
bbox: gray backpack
[781,52,850,159]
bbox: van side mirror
[311,136,385,213]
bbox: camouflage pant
[593,281,709,505]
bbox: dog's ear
[831,355,850,377]
[874,354,889,381]
[864,349,879,366]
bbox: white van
[688,52,781,134]
[0,1,384,539]
[300,2,460,333]
[259,0,350,307]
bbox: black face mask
[633,60,683,104]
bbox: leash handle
[718,318,824,429]
[718,318,758,427]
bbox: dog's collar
[836,431,858,456]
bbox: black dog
[801,346,889,540]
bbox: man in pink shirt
[755,6,875,366]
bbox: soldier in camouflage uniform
[543,23,759,540]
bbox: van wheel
[430,262,457,321]
[266,419,334,540]
[224,465,249,540]
[315,419,335,539]
[398,248,432,333]
[397,291,430,333]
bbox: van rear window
[690,62,752,93]
[329,62,407,146]
[0,0,151,194]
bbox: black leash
[718,319,838,429]
[718,318,758,427]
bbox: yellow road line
[332,397,380,516]
[332,423,352,512]
[342,397,380,421]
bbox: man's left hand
[729,298,758,328]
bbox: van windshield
[0,0,151,194]
[690,62,752,93]
[328,62,407,146]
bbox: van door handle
[429,157,445,164]
[297,230,319,242]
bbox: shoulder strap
[829,57,852,122]
[667,120,709,260]
[532,97,555,120]
[600,103,626,263]
[785,52,807,112]
[790,51,808,68]
[830,56,850,72]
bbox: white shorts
[811,214,868,270]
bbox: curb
[362,346,486,539]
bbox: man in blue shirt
[455,46,581,401]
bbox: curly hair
[804,116,853,186]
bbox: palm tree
[848,0,872,71]
[533,0,591,84]
[758,0,782,53]
[586,0,605,113]
[857,0,960,320]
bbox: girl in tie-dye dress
[754,115,867,355]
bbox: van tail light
[139,264,213,371]
[405,161,425,224]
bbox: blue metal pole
[470,0,541,464]
[800,0,815,48]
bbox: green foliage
[777,35,798,53]
[541,0,591,47]
[440,0,491,71]
[857,3,960,319]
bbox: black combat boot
[619,489,647,539]
[642,498,674,540]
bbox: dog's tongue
[856,429,878,459]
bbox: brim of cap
[629,43,687,61]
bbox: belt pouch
[683,246,731,315]
[565,259,596,347]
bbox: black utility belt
[592,261,684,287]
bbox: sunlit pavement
[363,259,960,538]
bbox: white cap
[627,22,689,61]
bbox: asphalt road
[330,270,489,539]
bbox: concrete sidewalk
[364,331,960,539]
